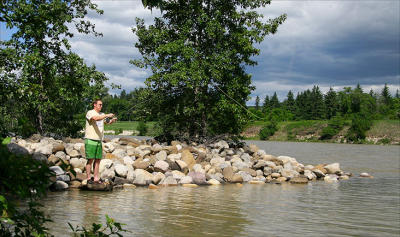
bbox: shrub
[137,121,148,136]
[259,121,278,140]
[320,126,337,140]
[346,114,373,142]
[320,116,344,140]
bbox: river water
[43,141,400,237]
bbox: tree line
[251,84,399,122]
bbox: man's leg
[86,159,94,180]
[93,159,101,182]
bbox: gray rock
[312,169,326,178]
[155,150,167,161]
[176,160,188,171]
[56,174,71,182]
[290,177,309,184]
[35,144,53,155]
[238,171,252,182]
[152,172,165,184]
[123,156,134,166]
[100,167,115,181]
[159,176,178,186]
[55,151,66,160]
[115,164,128,178]
[32,152,48,163]
[324,163,341,174]
[154,160,169,173]
[263,167,272,176]
[133,169,153,186]
[179,176,193,184]
[241,153,252,163]
[253,160,270,169]
[114,177,131,185]
[52,181,68,191]
[49,166,65,175]
[188,171,207,185]
[7,143,29,155]
[214,140,229,149]
[70,158,84,170]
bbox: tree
[0,0,108,137]
[381,83,392,106]
[283,90,295,115]
[132,0,286,140]
[310,85,325,119]
[255,96,260,111]
[262,95,271,113]
[324,87,338,119]
[269,92,280,109]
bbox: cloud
[2,0,399,101]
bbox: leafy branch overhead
[0,0,108,137]
[132,0,286,139]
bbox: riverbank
[6,135,369,192]
[243,119,400,145]
[104,120,400,145]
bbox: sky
[1,0,399,104]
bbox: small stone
[249,180,264,185]
[123,184,136,188]
[207,179,221,185]
[360,173,373,178]
[290,177,309,184]
[231,174,243,183]
[148,183,159,189]
[182,184,198,187]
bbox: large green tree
[133,0,286,139]
[0,0,108,137]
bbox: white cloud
[63,0,399,98]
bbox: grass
[104,121,158,136]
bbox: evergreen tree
[270,92,280,109]
[283,90,295,114]
[324,87,338,119]
[310,85,325,119]
[381,83,392,106]
[396,89,400,99]
[255,96,260,110]
[262,95,270,113]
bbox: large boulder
[181,150,195,170]
[154,160,169,173]
[188,171,207,185]
[222,167,234,181]
[324,163,341,174]
[115,164,129,178]
[155,150,167,161]
[7,143,29,155]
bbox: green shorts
[85,139,103,159]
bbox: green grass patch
[104,121,158,136]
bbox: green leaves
[133,0,286,140]
[1,0,108,137]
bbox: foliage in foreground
[132,0,286,140]
[0,0,109,138]
[69,215,127,237]
[0,139,126,236]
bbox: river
[43,141,400,236]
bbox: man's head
[93,99,103,112]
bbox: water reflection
[42,141,400,237]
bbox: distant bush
[114,128,123,135]
[320,116,344,140]
[259,121,278,140]
[137,121,148,136]
[346,114,373,142]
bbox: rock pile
[7,135,354,191]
